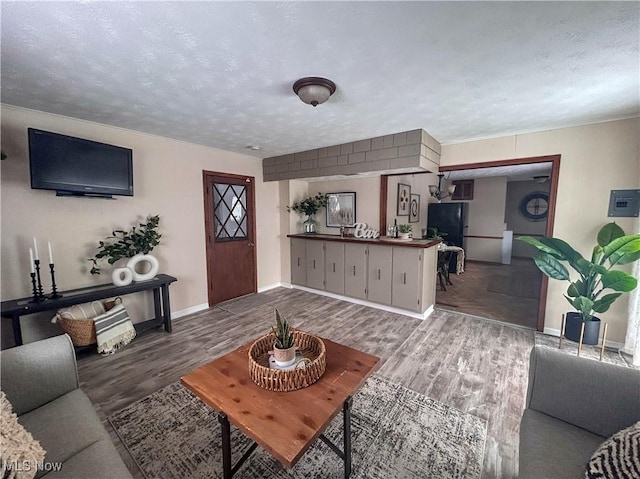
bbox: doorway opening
[381,155,560,331]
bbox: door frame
[380,154,561,332]
[202,170,258,306]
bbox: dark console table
[1,274,177,347]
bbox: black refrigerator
[427,202,468,271]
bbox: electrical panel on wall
[608,189,640,217]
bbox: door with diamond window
[203,171,257,304]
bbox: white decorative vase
[112,267,133,286]
[125,254,159,282]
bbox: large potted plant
[287,193,327,234]
[518,222,640,344]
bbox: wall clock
[519,192,549,222]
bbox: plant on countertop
[272,309,295,349]
[398,224,412,234]
[88,215,162,275]
[287,193,328,217]
[517,222,640,322]
[426,227,448,241]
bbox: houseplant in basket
[518,222,640,344]
[287,193,327,234]
[272,309,296,367]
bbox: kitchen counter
[287,233,440,249]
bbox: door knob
[248,242,255,247]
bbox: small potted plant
[287,193,327,234]
[398,224,413,240]
[271,309,296,367]
[518,222,640,344]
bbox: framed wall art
[397,183,411,216]
[326,192,356,227]
[409,194,420,223]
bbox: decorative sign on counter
[354,223,380,239]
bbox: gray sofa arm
[526,345,640,438]
[0,334,79,416]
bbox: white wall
[506,180,550,258]
[442,117,640,343]
[0,105,281,347]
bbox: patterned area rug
[109,375,486,479]
[534,332,638,369]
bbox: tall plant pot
[564,312,601,345]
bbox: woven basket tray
[248,330,326,392]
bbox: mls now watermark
[2,460,63,474]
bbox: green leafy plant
[398,224,412,234]
[518,222,640,321]
[287,193,328,217]
[88,215,162,275]
[272,309,294,349]
[427,227,448,241]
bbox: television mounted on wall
[28,128,134,198]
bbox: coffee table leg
[218,413,232,479]
[343,396,353,478]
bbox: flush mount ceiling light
[533,175,550,183]
[292,77,336,107]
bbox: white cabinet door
[344,243,367,299]
[367,245,392,305]
[306,241,325,290]
[325,242,345,294]
[392,247,422,311]
[290,238,306,286]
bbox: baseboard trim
[257,283,282,293]
[173,303,209,319]
[290,285,434,320]
[542,327,624,350]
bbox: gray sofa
[1,334,132,479]
[519,345,640,479]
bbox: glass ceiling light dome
[293,77,336,107]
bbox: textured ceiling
[1,2,638,159]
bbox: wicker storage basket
[248,330,326,392]
[58,317,97,347]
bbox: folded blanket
[93,304,136,354]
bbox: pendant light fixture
[293,77,336,107]
[429,173,456,202]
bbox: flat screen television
[29,128,134,198]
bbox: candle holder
[30,272,43,302]
[34,259,46,301]
[49,263,62,299]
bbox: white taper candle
[29,248,35,273]
[32,237,39,260]
[48,241,53,264]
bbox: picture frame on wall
[326,192,356,227]
[397,183,411,216]
[409,194,420,223]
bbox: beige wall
[386,174,434,236]
[442,117,640,343]
[306,177,381,235]
[0,105,281,346]
[506,180,551,258]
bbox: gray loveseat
[519,345,640,479]
[1,334,132,478]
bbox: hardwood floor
[436,258,542,329]
[78,288,534,479]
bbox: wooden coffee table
[181,334,380,478]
